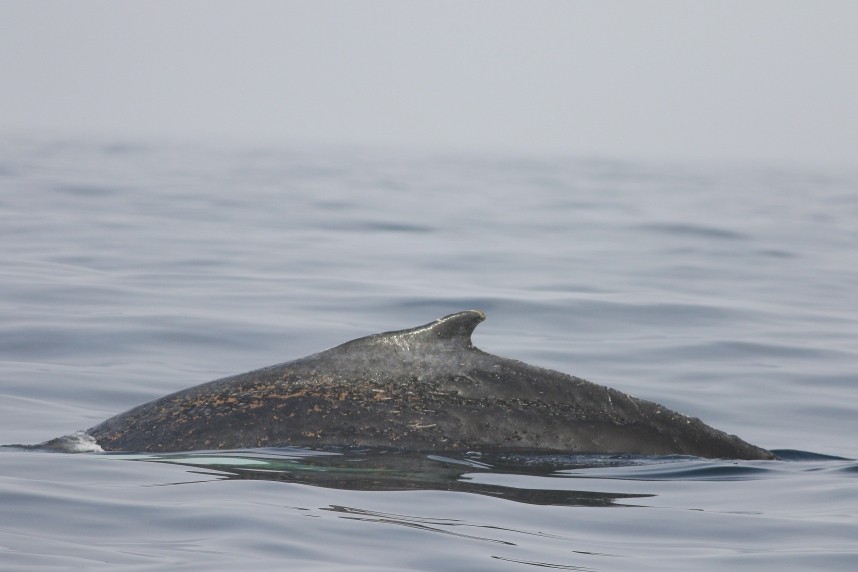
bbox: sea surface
[1,136,856,570]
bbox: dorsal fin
[334,310,487,355]
[383,309,485,352]
[416,310,486,345]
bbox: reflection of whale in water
[137,449,656,508]
[123,449,837,508]
[60,310,775,459]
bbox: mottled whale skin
[83,310,776,459]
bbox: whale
[60,310,775,459]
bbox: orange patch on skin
[279,389,309,400]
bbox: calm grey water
[1,136,857,570]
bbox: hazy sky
[2,1,856,167]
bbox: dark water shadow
[771,449,853,462]
[127,448,657,507]
[6,444,852,506]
